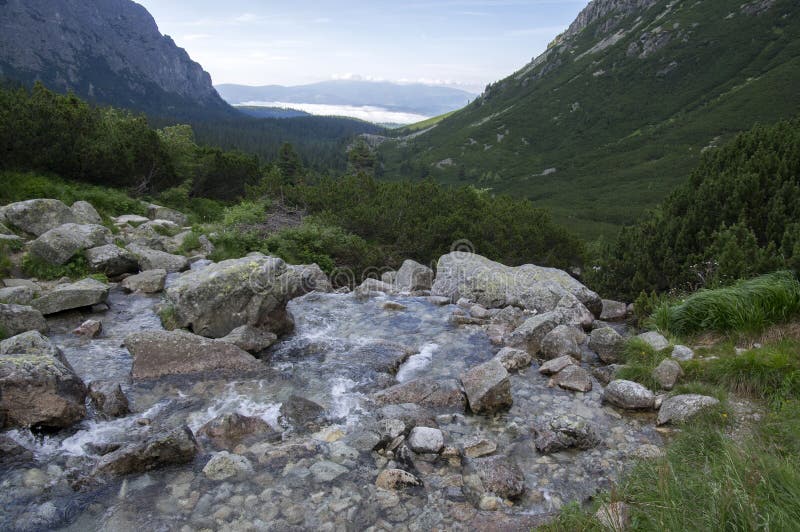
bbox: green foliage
[208,230,264,263]
[21,253,91,281]
[222,201,269,227]
[615,338,667,391]
[155,181,225,224]
[653,272,800,337]
[347,139,377,176]
[0,325,8,341]
[277,142,305,184]
[157,305,178,331]
[0,239,20,277]
[177,230,202,255]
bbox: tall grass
[652,271,800,337]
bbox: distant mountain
[236,106,311,119]
[0,0,233,119]
[379,0,800,238]
[216,80,477,117]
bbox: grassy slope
[379,0,800,238]
[394,110,458,134]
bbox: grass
[177,230,202,255]
[157,304,178,331]
[615,337,669,391]
[395,110,458,134]
[21,252,92,281]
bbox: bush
[21,252,92,280]
[222,200,269,227]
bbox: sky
[135,0,588,93]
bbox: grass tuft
[21,252,92,281]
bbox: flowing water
[0,285,662,531]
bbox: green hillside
[379,0,800,238]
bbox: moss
[158,305,179,331]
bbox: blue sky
[136,1,588,92]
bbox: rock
[464,455,525,500]
[32,278,109,315]
[534,414,600,454]
[120,269,167,293]
[600,299,628,321]
[71,201,102,224]
[165,255,330,338]
[0,435,33,465]
[595,502,630,531]
[381,270,397,285]
[652,359,683,390]
[657,394,720,425]
[279,395,326,432]
[0,286,35,305]
[376,468,422,490]
[460,358,512,414]
[539,355,576,375]
[0,353,86,429]
[638,331,670,351]
[202,451,254,481]
[604,380,655,410]
[504,312,561,355]
[0,330,70,367]
[374,378,466,411]
[88,381,130,418]
[113,214,149,226]
[85,245,139,277]
[2,279,40,291]
[378,403,438,432]
[592,364,623,385]
[29,223,112,265]
[493,347,532,371]
[671,345,695,361]
[376,418,406,443]
[1,199,77,236]
[0,304,46,336]
[310,460,348,482]
[382,301,407,311]
[219,325,277,354]
[147,204,188,226]
[73,319,102,338]
[463,437,496,458]
[470,304,490,319]
[198,412,276,449]
[126,244,188,273]
[431,252,602,316]
[355,278,397,297]
[395,259,434,291]
[541,324,584,360]
[407,427,444,453]
[124,330,262,379]
[427,295,450,306]
[553,364,593,392]
[589,327,625,363]
[96,426,198,476]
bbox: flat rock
[553,364,592,392]
[534,414,600,454]
[147,204,188,226]
[657,394,720,425]
[460,358,512,414]
[539,355,576,376]
[0,330,71,368]
[127,244,188,273]
[0,286,35,305]
[604,379,655,410]
[462,437,496,458]
[96,426,198,476]
[112,214,149,226]
[120,269,167,293]
[376,468,422,490]
[32,278,110,315]
[309,460,348,482]
[373,378,466,411]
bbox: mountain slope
[379,0,800,238]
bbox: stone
[310,460,348,482]
[198,412,276,449]
[125,330,262,379]
[71,201,102,224]
[638,331,670,351]
[165,255,330,338]
[88,381,131,418]
[595,502,630,531]
[592,364,622,385]
[219,325,277,354]
[112,214,149,226]
[541,324,584,360]
[377,418,406,442]
[0,435,33,465]
[460,358,512,414]
[381,270,397,285]
[671,345,695,361]
[32,278,109,315]
[427,295,450,306]
[407,427,444,454]
[553,364,593,392]
[1,199,77,236]
[589,327,625,363]
[462,437,496,458]
[120,269,167,293]
[378,403,438,431]
[504,312,561,355]
[355,278,397,297]
[29,223,112,265]
[534,414,600,454]
[95,426,198,476]
[127,244,188,273]
[0,330,70,367]
[652,359,683,390]
[85,245,139,277]
[0,304,47,336]
[0,286,35,305]
[657,394,720,426]
[395,259,434,291]
[373,378,466,411]
[431,251,602,316]
[539,355,576,376]
[73,319,102,338]
[600,299,628,321]
[464,455,525,500]
[493,347,532,371]
[279,395,326,432]
[203,451,254,480]
[0,353,87,429]
[147,204,189,226]
[376,468,422,490]
[604,380,655,410]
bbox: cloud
[237,101,430,125]
[234,13,260,23]
[180,33,212,42]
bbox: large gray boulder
[462,455,525,502]
[395,259,434,291]
[1,199,77,236]
[604,380,655,410]
[219,325,277,354]
[147,204,188,226]
[460,358,512,414]
[29,224,112,265]
[164,255,331,338]
[657,394,720,426]
[0,330,71,368]
[0,303,47,336]
[541,324,585,360]
[652,359,683,390]
[126,244,188,273]
[589,327,625,364]
[124,330,263,380]
[70,201,102,224]
[503,311,560,354]
[0,285,35,305]
[431,252,602,317]
[600,299,628,321]
[120,269,167,293]
[638,331,670,351]
[373,378,466,411]
[32,278,110,315]
[85,245,139,277]
[95,426,198,476]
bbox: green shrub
[615,337,666,391]
[157,304,178,331]
[177,231,202,255]
[222,201,269,227]
[209,229,264,262]
[21,252,91,280]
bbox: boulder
[112,214,149,226]
[29,223,112,265]
[70,201,102,224]
[0,285,35,305]
[589,327,625,363]
[32,278,110,315]
[126,244,188,273]
[671,345,695,361]
[0,354,86,429]
[376,468,422,490]
[355,278,397,298]
[220,325,278,354]
[541,324,584,360]
[460,358,512,414]
[373,378,466,411]
[88,381,131,418]
[85,245,139,277]
[504,311,560,355]
[552,364,593,392]
[120,269,167,293]
[202,451,254,481]
[381,271,397,285]
[431,252,602,316]
[493,347,532,371]
[395,259,434,291]
[463,455,525,501]
[73,319,102,338]
[539,355,576,375]
[592,364,623,385]
[604,380,655,410]
[652,359,683,390]
[600,299,628,321]
[657,394,720,426]
[378,403,438,432]
[638,331,670,351]
[0,304,47,336]
[534,414,600,454]
[95,426,198,475]
[0,435,33,465]
[198,412,276,449]
[1,199,76,236]
[407,426,444,454]
[164,255,331,338]
[147,204,188,226]
[0,330,71,368]
[124,330,263,379]
[279,395,327,432]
